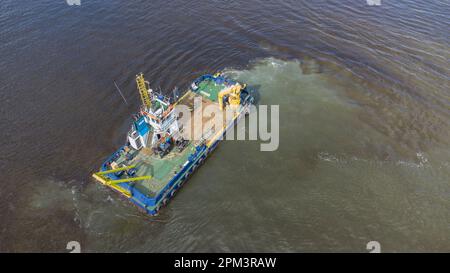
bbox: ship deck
[196,78,224,102]
[111,80,236,197]
[128,142,196,196]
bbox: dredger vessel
[92,72,254,215]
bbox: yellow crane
[218,84,244,110]
[136,73,152,108]
[92,165,152,198]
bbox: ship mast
[136,73,152,109]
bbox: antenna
[172,86,179,100]
[158,86,163,96]
[113,81,128,105]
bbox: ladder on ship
[136,73,152,108]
